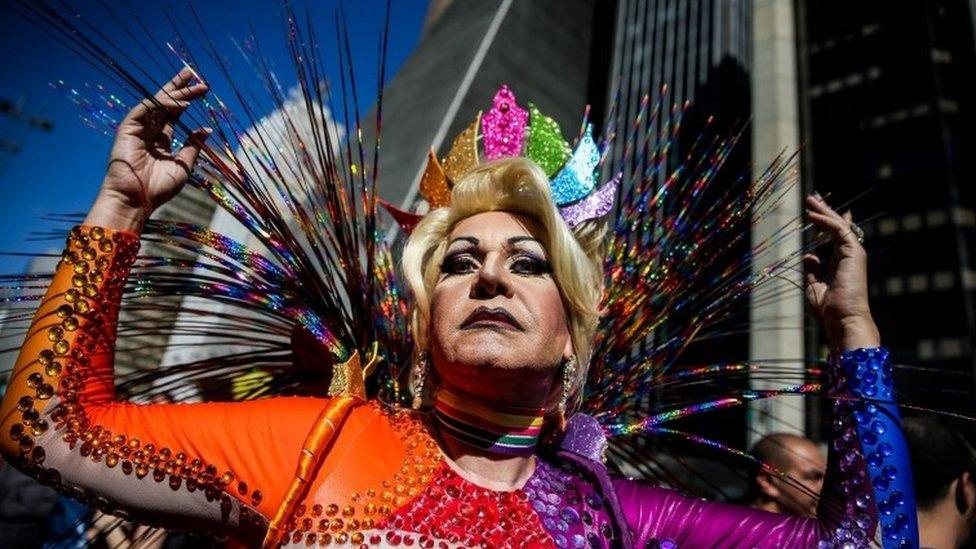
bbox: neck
[430,387,545,490]
[750,499,781,514]
[919,504,963,549]
[433,387,545,456]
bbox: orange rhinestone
[38,350,54,366]
[54,340,70,355]
[26,373,42,389]
[19,435,34,452]
[30,420,49,436]
[62,317,79,331]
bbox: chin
[455,346,524,370]
[449,332,542,370]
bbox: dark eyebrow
[508,236,542,245]
[448,236,479,246]
[447,236,542,248]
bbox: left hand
[803,194,880,351]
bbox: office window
[926,210,948,227]
[886,276,904,295]
[901,214,922,231]
[908,274,928,293]
[877,163,893,179]
[932,48,952,63]
[939,338,964,359]
[932,271,955,290]
[918,339,935,360]
[879,218,898,235]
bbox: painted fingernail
[812,191,823,201]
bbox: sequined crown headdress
[382,85,620,232]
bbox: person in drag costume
[0,11,918,547]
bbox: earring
[412,351,429,410]
[559,355,578,414]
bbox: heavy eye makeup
[440,244,552,277]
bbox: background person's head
[402,157,605,413]
[749,433,826,517]
[902,416,976,549]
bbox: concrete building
[603,0,805,450]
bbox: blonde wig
[401,157,606,410]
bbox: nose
[471,252,514,299]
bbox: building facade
[796,0,976,415]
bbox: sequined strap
[827,348,917,548]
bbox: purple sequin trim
[525,459,619,548]
[560,414,609,463]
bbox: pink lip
[460,306,524,331]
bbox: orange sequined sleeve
[0,225,332,540]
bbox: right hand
[84,68,212,232]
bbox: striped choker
[433,389,545,456]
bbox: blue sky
[0,1,427,273]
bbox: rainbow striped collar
[433,388,545,456]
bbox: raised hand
[803,194,880,352]
[84,68,212,232]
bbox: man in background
[903,416,976,549]
[748,433,826,517]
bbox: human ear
[757,473,780,499]
[563,335,575,360]
[956,472,976,518]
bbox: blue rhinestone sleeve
[830,348,918,548]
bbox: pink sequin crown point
[482,85,528,160]
[382,85,618,234]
